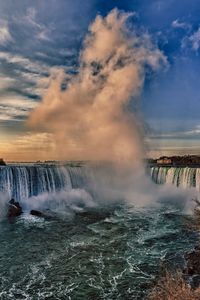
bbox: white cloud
[171,19,191,30]
[0,76,15,89]
[182,27,200,51]
[0,23,12,44]
[37,29,51,41]
[147,124,200,139]
[0,51,49,74]
[0,97,37,109]
[24,7,51,41]
[0,96,38,121]
[25,7,41,29]
[0,106,29,121]
[0,51,51,98]
[189,28,200,51]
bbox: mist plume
[29,9,166,165]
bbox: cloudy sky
[0,0,200,161]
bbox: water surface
[0,203,196,300]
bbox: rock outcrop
[7,200,22,218]
[30,209,54,219]
[0,158,6,166]
[183,245,200,289]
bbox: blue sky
[0,0,200,160]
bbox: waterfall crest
[151,167,198,190]
[0,165,88,201]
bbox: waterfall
[0,165,88,201]
[150,166,199,190]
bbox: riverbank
[148,208,200,299]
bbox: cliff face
[0,158,6,166]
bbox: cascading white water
[151,167,198,190]
[0,165,88,201]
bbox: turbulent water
[151,166,200,190]
[0,164,197,299]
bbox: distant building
[157,157,172,165]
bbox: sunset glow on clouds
[0,0,200,161]
[0,132,55,161]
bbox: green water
[0,204,196,300]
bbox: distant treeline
[147,155,200,166]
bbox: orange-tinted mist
[29,9,166,166]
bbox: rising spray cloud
[29,9,166,168]
[27,10,198,213]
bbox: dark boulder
[30,209,54,219]
[182,246,200,289]
[184,247,200,275]
[7,200,22,218]
[30,210,45,217]
[0,158,6,166]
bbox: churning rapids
[0,164,198,299]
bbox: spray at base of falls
[0,165,86,201]
[0,164,198,220]
[0,164,93,218]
